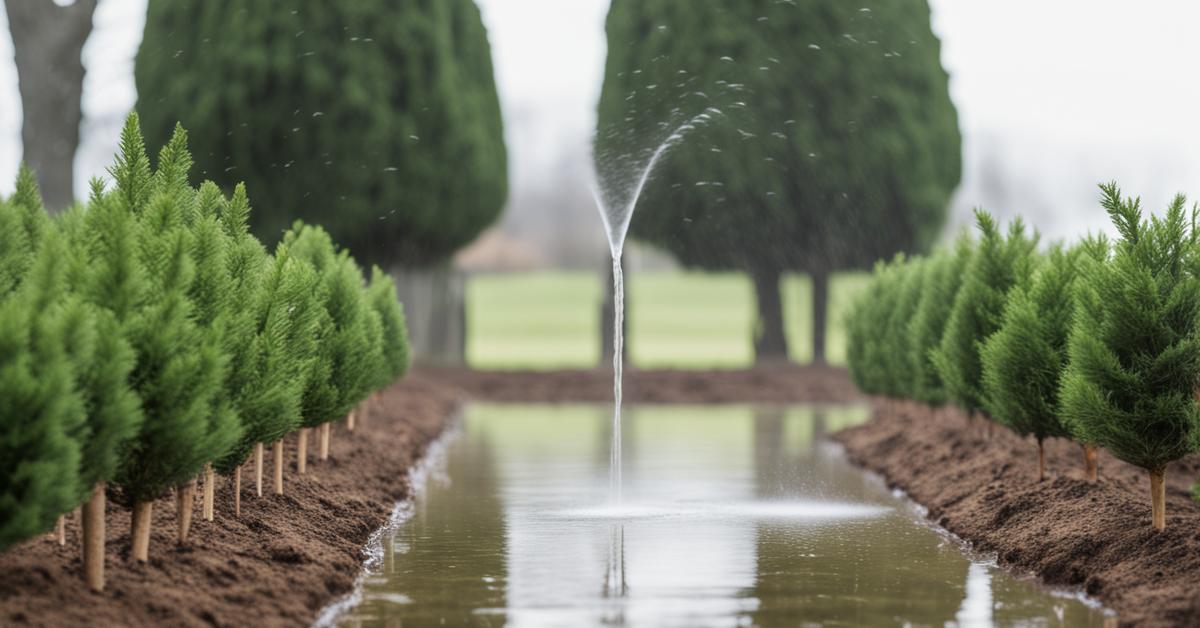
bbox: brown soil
[420,363,863,404]
[0,373,461,628]
[834,399,1200,628]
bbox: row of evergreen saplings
[0,114,410,592]
[846,183,1200,532]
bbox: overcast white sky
[3,0,1200,244]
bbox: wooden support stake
[82,482,105,591]
[233,467,242,518]
[1037,439,1046,482]
[298,429,308,475]
[347,408,356,432]
[254,442,264,497]
[319,423,330,461]
[1084,443,1099,482]
[1150,467,1166,531]
[131,501,152,563]
[55,515,66,546]
[203,463,215,521]
[176,480,196,543]
[273,440,284,496]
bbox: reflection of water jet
[602,524,628,600]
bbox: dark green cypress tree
[933,211,1038,421]
[0,165,50,298]
[1060,185,1200,531]
[980,240,1104,481]
[597,0,960,363]
[908,235,973,406]
[134,0,507,268]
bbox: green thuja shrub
[0,253,85,549]
[367,265,411,383]
[103,114,240,559]
[846,256,906,396]
[882,257,927,399]
[933,211,1038,421]
[908,235,973,405]
[1060,184,1200,531]
[981,240,1105,480]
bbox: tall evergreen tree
[981,241,1104,481]
[933,211,1038,421]
[1060,185,1200,531]
[597,0,960,363]
[134,0,507,268]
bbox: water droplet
[808,44,822,51]
[720,56,735,63]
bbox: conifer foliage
[846,187,1200,531]
[0,113,412,586]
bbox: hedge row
[0,113,410,590]
[846,183,1200,531]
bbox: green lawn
[466,270,869,370]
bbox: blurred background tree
[134,0,507,268]
[133,0,506,363]
[596,0,961,364]
[4,0,97,212]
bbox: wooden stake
[233,467,242,518]
[347,408,356,432]
[273,440,284,495]
[176,479,196,543]
[298,429,308,475]
[1084,443,1099,482]
[254,442,264,497]
[319,422,330,461]
[203,463,215,521]
[1150,467,1166,531]
[1037,439,1046,482]
[131,501,152,563]
[82,482,105,591]
[55,514,66,546]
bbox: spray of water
[592,108,722,507]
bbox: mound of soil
[421,364,863,404]
[0,373,461,627]
[834,400,1200,628]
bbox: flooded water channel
[334,404,1109,627]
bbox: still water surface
[337,404,1109,627]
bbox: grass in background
[466,271,868,370]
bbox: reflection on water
[338,404,1110,627]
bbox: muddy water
[337,404,1110,627]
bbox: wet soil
[834,399,1200,628]
[421,363,864,404]
[0,373,461,627]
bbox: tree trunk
[391,265,465,365]
[320,423,331,461]
[203,463,214,521]
[131,501,152,563]
[273,440,284,496]
[82,482,105,591]
[232,468,242,518]
[4,0,97,212]
[297,429,309,475]
[1149,467,1166,532]
[176,480,196,543]
[751,268,789,365]
[347,409,356,432]
[254,442,264,497]
[1036,439,1046,482]
[1083,443,1099,482]
[811,271,829,365]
